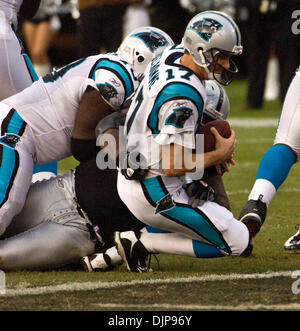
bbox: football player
[82,80,233,272]
[239,66,300,253]
[0,26,174,236]
[0,0,58,182]
[115,11,251,273]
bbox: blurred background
[18,0,300,110]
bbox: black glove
[185,180,215,208]
[118,151,148,180]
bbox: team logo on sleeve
[165,107,193,129]
[155,193,175,214]
[0,134,20,148]
[133,31,169,52]
[98,82,118,101]
[189,18,223,42]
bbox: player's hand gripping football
[210,126,236,175]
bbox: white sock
[140,232,196,257]
[248,178,277,206]
[105,246,123,266]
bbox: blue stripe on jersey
[0,146,18,207]
[5,110,26,136]
[141,176,229,253]
[92,59,134,101]
[23,54,39,82]
[147,82,204,134]
[145,225,171,233]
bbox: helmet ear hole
[137,55,144,63]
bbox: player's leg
[0,221,95,271]
[239,67,300,240]
[117,174,249,272]
[115,211,249,272]
[0,26,34,100]
[0,24,57,180]
[0,172,96,270]
[81,245,123,272]
[23,20,54,77]
[0,106,35,235]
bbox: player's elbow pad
[71,137,99,162]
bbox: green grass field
[1,79,300,312]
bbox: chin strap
[198,49,214,80]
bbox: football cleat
[284,225,300,251]
[114,230,151,273]
[239,198,267,238]
[81,252,121,272]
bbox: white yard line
[229,118,278,127]
[227,187,300,195]
[1,271,292,297]
[92,302,300,311]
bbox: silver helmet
[203,80,230,123]
[182,10,243,85]
[117,26,174,80]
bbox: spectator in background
[122,0,150,38]
[22,0,59,77]
[148,0,192,44]
[77,0,148,57]
[235,0,300,109]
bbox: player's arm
[71,86,114,162]
[18,0,41,19]
[162,128,236,177]
[155,97,236,177]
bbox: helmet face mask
[117,26,174,80]
[182,11,243,85]
[204,49,239,85]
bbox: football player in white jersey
[0,26,174,236]
[82,80,234,272]
[0,0,58,183]
[239,66,300,253]
[114,11,251,272]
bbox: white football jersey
[2,53,139,163]
[125,45,206,178]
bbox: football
[197,120,232,177]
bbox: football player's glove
[118,151,148,181]
[185,180,215,208]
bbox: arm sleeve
[94,68,127,111]
[154,99,200,149]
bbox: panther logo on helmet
[132,31,170,53]
[189,18,223,42]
